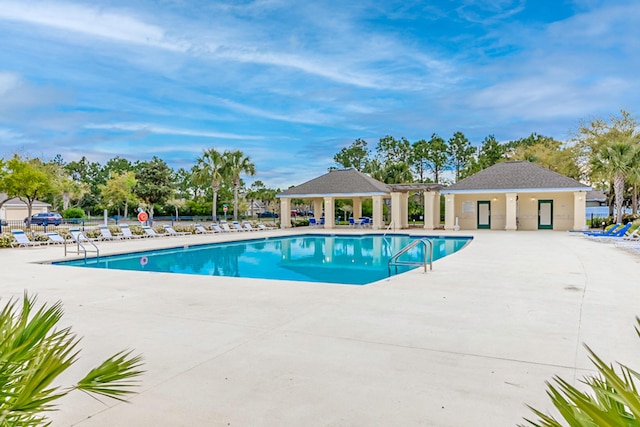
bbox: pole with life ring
[137,211,149,224]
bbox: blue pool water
[56,234,471,285]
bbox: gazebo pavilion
[276,169,443,230]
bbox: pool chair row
[95,224,192,240]
[194,221,275,234]
[584,223,639,242]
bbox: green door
[538,200,553,230]
[477,201,491,229]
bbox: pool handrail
[388,238,433,276]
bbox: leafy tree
[133,157,174,224]
[334,138,370,171]
[411,139,429,182]
[447,131,476,181]
[477,135,506,169]
[507,134,581,179]
[574,109,638,174]
[425,133,450,183]
[574,109,640,214]
[3,156,55,227]
[590,140,640,223]
[0,157,15,211]
[246,181,267,217]
[521,317,640,427]
[0,293,144,426]
[383,162,414,184]
[363,158,386,182]
[193,148,225,220]
[376,135,411,165]
[104,156,133,176]
[224,150,256,221]
[100,171,138,218]
[65,157,107,213]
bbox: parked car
[24,212,63,226]
[258,212,279,218]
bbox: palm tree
[590,140,639,223]
[193,148,225,221]
[521,317,640,426]
[0,293,144,426]
[224,150,256,221]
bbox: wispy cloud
[85,123,264,140]
[0,1,187,51]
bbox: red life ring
[140,256,148,266]
[137,211,149,222]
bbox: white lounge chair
[11,230,46,248]
[211,224,225,233]
[220,222,237,232]
[98,225,122,241]
[46,232,66,245]
[257,223,276,231]
[195,223,215,234]
[69,229,92,243]
[242,221,257,232]
[232,221,245,232]
[142,225,166,237]
[163,225,189,236]
[119,224,143,239]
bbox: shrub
[0,232,14,248]
[62,207,85,219]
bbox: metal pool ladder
[64,232,99,260]
[388,238,433,276]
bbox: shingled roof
[441,161,591,193]
[278,169,390,198]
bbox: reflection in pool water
[56,234,471,285]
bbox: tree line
[334,110,640,223]
[1,110,639,225]
[0,149,273,226]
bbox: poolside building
[440,161,591,231]
[278,162,591,231]
[276,169,443,230]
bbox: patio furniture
[119,224,143,239]
[98,225,122,241]
[163,225,189,236]
[46,232,66,245]
[195,223,215,234]
[10,230,46,248]
[142,226,167,238]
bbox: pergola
[276,169,443,230]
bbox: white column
[313,199,323,220]
[444,194,455,230]
[324,197,335,229]
[401,192,409,228]
[280,198,291,228]
[573,191,587,230]
[423,191,435,230]
[390,192,402,230]
[505,192,518,231]
[352,197,363,219]
[372,196,384,229]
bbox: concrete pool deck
[1,228,639,426]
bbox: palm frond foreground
[521,317,640,426]
[0,292,144,426]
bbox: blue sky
[1,0,639,189]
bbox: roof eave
[441,187,592,194]
[277,191,390,199]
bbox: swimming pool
[56,234,471,285]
